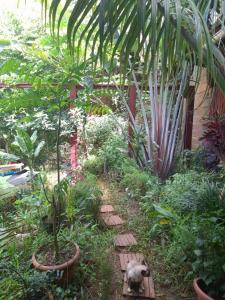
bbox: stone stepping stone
[114,233,137,247]
[119,253,145,271]
[123,274,155,299]
[100,204,114,213]
[101,214,125,226]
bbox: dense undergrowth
[0,168,114,300]
[83,118,225,300]
[1,109,225,299]
[0,5,225,299]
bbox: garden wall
[192,69,211,149]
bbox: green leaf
[13,135,30,157]
[34,141,45,157]
[194,249,202,257]
[16,129,33,153]
[196,238,204,247]
[152,204,175,219]
[31,130,38,144]
[222,264,225,273]
[47,0,225,95]
[0,151,20,162]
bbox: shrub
[83,155,103,175]
[196,181,225,214]
[162,216,197,267]
[176,149,205,172]
[200,117,225,164]
[98,134,127,174]
[121,163,151,198]
[160,170,215,213]
[68,174,102,221]
[85,114,126,154]
[140,167,225,299]
[191,218,225,300]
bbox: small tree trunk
[29,160,34,191]
[52,195,59,260]
[56,99,62,185]
[53,97,62,260]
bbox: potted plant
[0,261,54,300]
[192,216,225,300]
[32,175,80,286]
[31,94,80,287]
[193,278,214,300]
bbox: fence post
[184,86,195,150]
[70,87,78,169]
[128,85,137,156]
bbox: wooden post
[128,85,137,156]
[184,86,195,150]
[70,87,78,169]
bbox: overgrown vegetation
[1,1,225,300]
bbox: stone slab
[114,233,137,247]
[101,214,125,226]
[100,204,115,213]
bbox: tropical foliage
[0,2,225,299]
[12,129,45,178]
[44,0,225,178]
[47,0,225,93]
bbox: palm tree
[43,0,225,178]
[46,0,225,91]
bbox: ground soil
[36,242,76,266]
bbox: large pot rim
[193,278,214,300]
[32,242,80,271]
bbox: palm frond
[45,0,225,94]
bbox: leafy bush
[176,149,205,172]
[68,174,102,221]
[192,218,225,299]
[121,163,152,198]
[85,114,126,154]
[162,216,197,267]
[152,212,225,300]
[139,167,225,299]
[200,117,225,163]
[83,155,103,175]
[0,263,51,300]
[196,181,225,214]
[84,115,127,178]
[160,170,216,213]
[98,134,127,174]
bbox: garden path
[98,178,195,300]
[98,179,155,300]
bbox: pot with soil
[32,242,80,287]
[33,95,81,289]
[193,279,214,300]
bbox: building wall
[192,69,212,149]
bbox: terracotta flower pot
[32,243,80,287]
[47,291,54,300]
[193,278,214,300]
